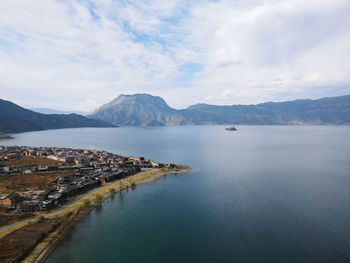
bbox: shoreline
[20,166,191,263]
[0,135,14,141]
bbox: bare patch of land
[0,171,75,195]
[1,156,60,167]
[0,208,35,228]
[0,217,59,263]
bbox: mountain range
[88,94,350,126]
[31,108,89,115]
[0,99,113,134]
[1,94,349,134]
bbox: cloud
[0,0,349,110]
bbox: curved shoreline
[20,166,191,263]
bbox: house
[140,160,152,168]
[38,189,55,201]
[37,166,48,172]
[25,150,34,156]
[40,200,54,211]
[48,193,67,205]
[149,161,159,168]
[129,156,145,162]
[65,156,75,164]
[0,193,21,207]
[23,169,33,175]
[101,171,124,183]
[18,200,41,212]
[75,157,90,165]
[2,166,10,173]
[47,165,58,171]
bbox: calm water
[2,126,350,262]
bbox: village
[0,145,171,213]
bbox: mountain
[89,94,350,126]
[0,99,114,134]
[31,108,89,115]
[89,94,188,125]
[186,95,350,125]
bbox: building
[18,200,41,212]
[129,156,145,162]
[0,193,21,207]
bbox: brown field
[0,208,35,227]
[0,156,60,167]
[0,218,59,263]
[0,171,75,194]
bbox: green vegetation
[81,199,91,210]
[24,162,38,167]
[94,193,103,203]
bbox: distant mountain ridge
[0,99,114,134]
[31,108,89,115]
[89,94,350,126]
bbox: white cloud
[0,0,349,110]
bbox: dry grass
[22,211,83,263]
[0,156,60,167]
[0,171,74,195]
[0,208,35,227]
[0,218,59,263]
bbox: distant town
[0,146,173,213]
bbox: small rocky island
[225,125,237,131]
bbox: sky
[0,0,350,112]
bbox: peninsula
[0,136,14,141]
[0,146,190,262]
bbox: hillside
[0,99,114,133]
[89,94,188,125]
[186,95,350,125]
[89,94,350,126]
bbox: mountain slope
[89,94,188,125]
[0,99,114,133]
[186,95,350,125]
[89,94,350,126]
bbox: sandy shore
[19,166,191,263]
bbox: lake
[2,125,350,262]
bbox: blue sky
[0,0,350,111]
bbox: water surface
[3,126,350,262]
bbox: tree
[81,198,91,209]
[94,193,103,203]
